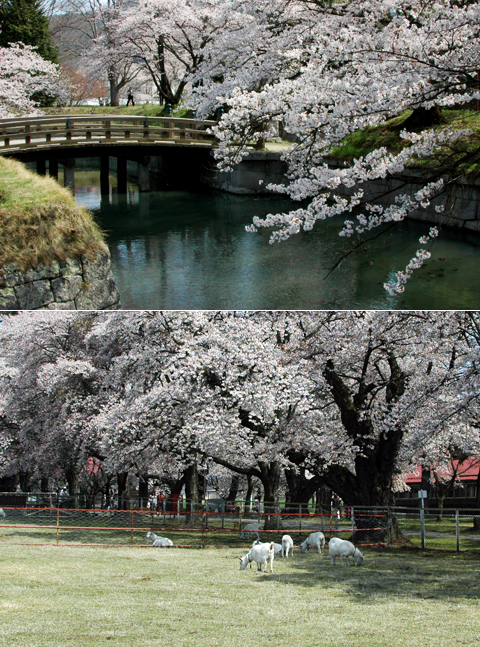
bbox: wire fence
[0,505,387,549]
[1,501,478,552]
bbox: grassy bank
[0,544,478,647]
[0,157,106,271]
[43,104,191,118]
[330,108,480,172]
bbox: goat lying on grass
[300,531,325,554]
[239,522,261,540]
[146,531,173,547]
[328,537,364,566]
[240,541,275,573]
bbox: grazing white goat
[253,539,283,557]
[146,531,173,547]
[300,531,326,554]
[240,541,275,573]
[239,522,261,540]
[281,534,294,558]
[328,537,364,566]
[0,508,5,519]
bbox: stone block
[74,276,120,310]
[81,250,111,283]
[23,261,61,283]
[51,275,83,302]
[46,300,77,310]
[59,258,83,277]
[0,287,18,309]
[0,268,24,288]
[14,280,55,309]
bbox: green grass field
[1,544,479,647]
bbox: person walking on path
[126,87,135,106]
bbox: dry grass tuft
[0,157,106,271]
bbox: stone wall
[206,151,288,195]
[207,151,480,232]
[0,248,121,310]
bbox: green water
[72,170,480,310]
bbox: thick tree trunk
[320,353,410,544]
[402,106,445,130]
[284,467,320,514]
[184,460,200,513]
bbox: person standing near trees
[126,87,134,106]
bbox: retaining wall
[208,151,480,232]
[0,248,121,310]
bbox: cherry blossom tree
[1,310,479,520]
[106,0,238,107]
[189,0,480,294]
[0,41,61,116]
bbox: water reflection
[71,167,480,310]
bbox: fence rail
[0,505,388,549]
[0,115,217,152]
[1,495,479,552]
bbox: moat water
[68,166,480,310]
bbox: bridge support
[138,157,150,192]
[100,155,110,196]
[36,159,46,176]
[117,156,127,194]
[49,159,58,180]
[63,158,75,192]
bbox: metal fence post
[456,509,460,553]
[56,507,60,546]
[420,508,426,549]
[351,506,355,540]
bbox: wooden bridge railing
[0,114,217,152]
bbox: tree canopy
[1,311,479,511]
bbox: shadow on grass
[257,547,480,602]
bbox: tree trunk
[18,470,32,492]
[226,474,240,504]
[258,462,281,530]
[402,106,445,130]
[244,474,253,513]
[117,471,129,510]
[284,467,320,514]
[40,477,50,493]
[184,460,200,513]
[109,73,119,107]
[138,473,149,509]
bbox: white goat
[239,522,261,540]
[281,534,294,558]
[300,531,325,554]
[0,508,5,519]
[253,539,283,557]
[328,537,364,566]
[146,531,173,547]
[239,541,275,573]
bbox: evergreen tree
[0,0,58,64]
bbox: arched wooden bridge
[0,114,218,193]
[0,114,217,153]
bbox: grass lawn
[1,544,479,647]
